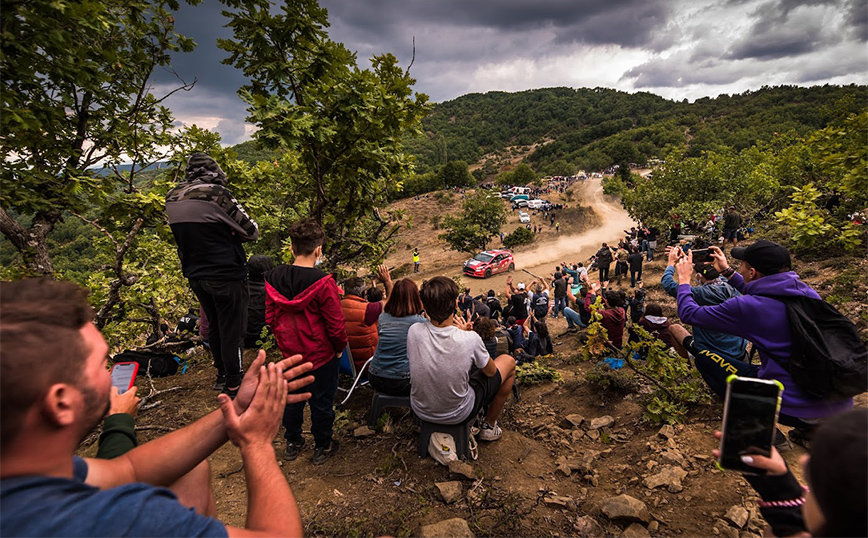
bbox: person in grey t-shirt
[408,277,516,442]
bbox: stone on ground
[621,522,651,538]
[590,415,615,429]
[723,505,750,529]
[573,515,605,537]
[599,494,652,524]
[561,414,585,429]
[435,481,462,504]
[448,460,476,480]
[353,425,375,438]
[419,518,475,538]
[658,424,676,439]
[643,465,688,493]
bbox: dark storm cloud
[725,0,843,60]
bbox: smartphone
[717,376,783,475]
[110,362,139,395]
[692,248,712,265]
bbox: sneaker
[213,375,226,391]
[312,439,340,465]
[221,385,240,399]
[774,428,792,453]
[283,438,306,461]
[479,421,502,441]
[788,427,814,450]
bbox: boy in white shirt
[408,276,516,441]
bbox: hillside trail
[453,176,636,293]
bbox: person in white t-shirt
[407,276,516,441]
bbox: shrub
[503,226,534,248]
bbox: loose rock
[647,521,659,532]
[590,416,615,430]
[723,505,750,529]
[435,481,462,504]
[586,429,601,441]
[658,424,676,439]
[561,414,585,429]
[448,460,476,480]
[544,494,577,511]
[570,450,600,475]
[353,425,375,438]
[573,515,605,537]
[419,518,475,538]
[643,465,688,493]
[720,526,739,538]
[599,494,652,524]
[621,523,651,538]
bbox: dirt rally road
[408,176,636,293]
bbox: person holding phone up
[673,241,854,448]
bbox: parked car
[509,194,530,203]
[463,249,515,278]
[527,199,549,210]
[511,199,529,209]
[519,211,530,223]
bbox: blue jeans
[283,356,339,448]
[563,307,586,329]
[552,296,567,317]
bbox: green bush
[503,227,534,248]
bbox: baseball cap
[731,240,791,275]
[694,263,720,281]
[517,282,526,290]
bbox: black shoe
[774,428,792,453]
[284,438,306,461]
[221,385,240,399]
[312,439,340,465]
[788,427,814,450]
[213,375,226,391]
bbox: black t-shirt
[552,278,567,298]
[510,292,528,319]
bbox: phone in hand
[691,248,712,265]
[110,362,139,395]
[717,376,783,475]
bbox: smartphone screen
[692,248,711,265]
[111,362,139,394]
[718,377,781,474]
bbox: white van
[527,199,547,210]
[510,186,531,196]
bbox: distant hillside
[405,84,866,177]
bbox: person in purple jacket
[673,240,853,449]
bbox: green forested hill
[404,84,865,176]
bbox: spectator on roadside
[646,226,659,261]
[166,152,259,398]
[484,290,503,321]
[716,408,867,538]
[674,242,854,447]
[632,303,673,349]
[457,288,473,316]
[551,271,568,318]
[595,243,614,282]
[613,245,629,285]
[245,254,274,348]
[563,281,595,332]
[368,278,427,397]
[627,247,644,288]
[530,280,550,320]
[341,267,393,372]
[266,219,347,465]
[505,276,529,324]
[473,316,509,359]
[408,277,516,442]
[0,278,314,537]
[626,284,646,324]
[598,288,627,349]
[722,206,742,250]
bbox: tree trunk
[0,207,59,276]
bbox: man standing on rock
[166,152,259,398]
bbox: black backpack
[532,294,549,318]
[112,350,184,378]
[766,295,867,400]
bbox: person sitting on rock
[408,276,516,442]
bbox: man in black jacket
[595,243,614,283]
[166,153,259,397]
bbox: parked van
[510,186,531,196]
[527,199,548,210]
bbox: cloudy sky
[155,0,868,145]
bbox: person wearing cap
[661,246,747,365]
[505,276,529,325]
[483,290,503,321]
[674,241,854,447]
[722,206,742,250]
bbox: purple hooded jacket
[677,270,853,419]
